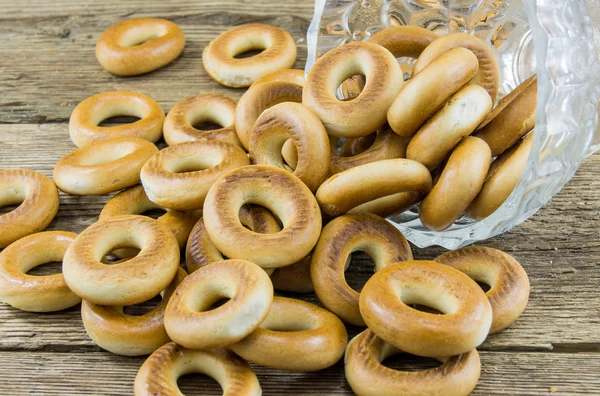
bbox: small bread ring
[135,342,261,396]
[202,24,297,88]
[53,138,158,196]
[311,214,412,326]
[0,170,59,249]
[0,231,80,312]
[303,41,404,137]
[81,267,187,356]
[435,246,530,334]
[345,329,481,396]
[315,159,432,217]
[387,47,479,137]
[250,102,330,192]
[251,69,306,87]
[69,91,165,148]
[203,165,322,268]
[369,26,438,58]
[413,32,500,102]
[63,215,180,306]
[269,256,313,293]
[140,140,250,211]
[407,84,493,171]
[163,94,242,147]
[475,75,538,156]
[96,18,185,76]
[348,192,420,218]
[235,80,303,150]
[419,137,492,231]
[164,259,273,349]
[467,133,533,220]
[230,296,348,371]
[359,260,492,357]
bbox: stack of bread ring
[0,16,536,396]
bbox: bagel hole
[168,158,214,173]
[101,249,140,264]
[239,205,282,233]
[382,353,442,372]
[476,281,492,293]
[408,304,444,315]
[0,202,22,215]
[337,134,376,157]
[139,208,167,219]
[262,321,314,332]
[177,373,221,395]
[98,115,141,127]
[191,120,223,131]
[27,261,63,276]
[344,251,374,293]
[122,294,163,316]
[206,297,231,311]
[233,48,265,59]
[336,74,366,101]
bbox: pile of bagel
[0,17,536,396]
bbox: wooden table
[0,1,599,394]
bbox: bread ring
[96,18,185,76]
[230,297,348,371]
[135,342,261,396]
[163,94,242,147]
[435,246,530,334]
[269,256,313,293]
[303,41,404,137]
[345,329,481,396]
[69,91,165,148]
[467,133,533,220]
[235,80,303,150]
[81,267,187,356]
[339,134,376,157]
[63,215,180,306]
[53,138,158,196]
[413,32,500,102]
[250,102,330,192]
[251,68,306,87]
[360,260,492,357]
[0,231,80,312]
[388,47,479,137]
[407,84,493,171]
[164,259,273,349]
[369,26,438,58]
[348,192,420,218]
[203,165,322,268]
[311,214,412,326]
[419,137,492,231]
[140,140,250,211]
[0,170,59,248]
[202,24,296,88]
[315,159,431,217]
[475,75,538,156]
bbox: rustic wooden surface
[0,0,599,395]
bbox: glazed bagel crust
[311,214,412,326]
[368,26,439,58]
[345,329,481,396]
[0,231,80,312]
[359,260,493,357]
[303,41,404,137]
[135,342,261,396]
[435,246,530,334]
[348,192,420,218]
[250,102,330,192]
[63,215,180,306]
[140,140,250,211]
[387,47,479,137]
[69,91,165,148]
[54,138,158,195]
[203,166,322,268]
[163,94,242,147]
[315,159,432,217]
[96,18,185,76]
[251,68,306,87]
[164,259,274,349]
[0,170,59,248]
[202,23,297,88]
[413,32,501,102]
[81,268,187,356]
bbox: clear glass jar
[306,0,600,249]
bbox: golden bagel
[369,26,438,59]
[251,68,306,87]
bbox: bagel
[359,260,492,357]
[63,215,180,306]
[0,231,80,312]
[251,68,306,87]
[69,91,164,148]
[269,256,313,293]
[202,23,296,88]
[387,47,479,137]
[163,94,242,147]
[435,246,530,334]
[369,26,438,58]
[135,342,261,396]
[345,329,481,396]
[348,192,420,218]
[0,170,59,248]
[164,259,273,349]
[53,137,158,195]
[311,214,412,326]
[140,140,250,211]
[303,41,404,137]
[96,18,185,76]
